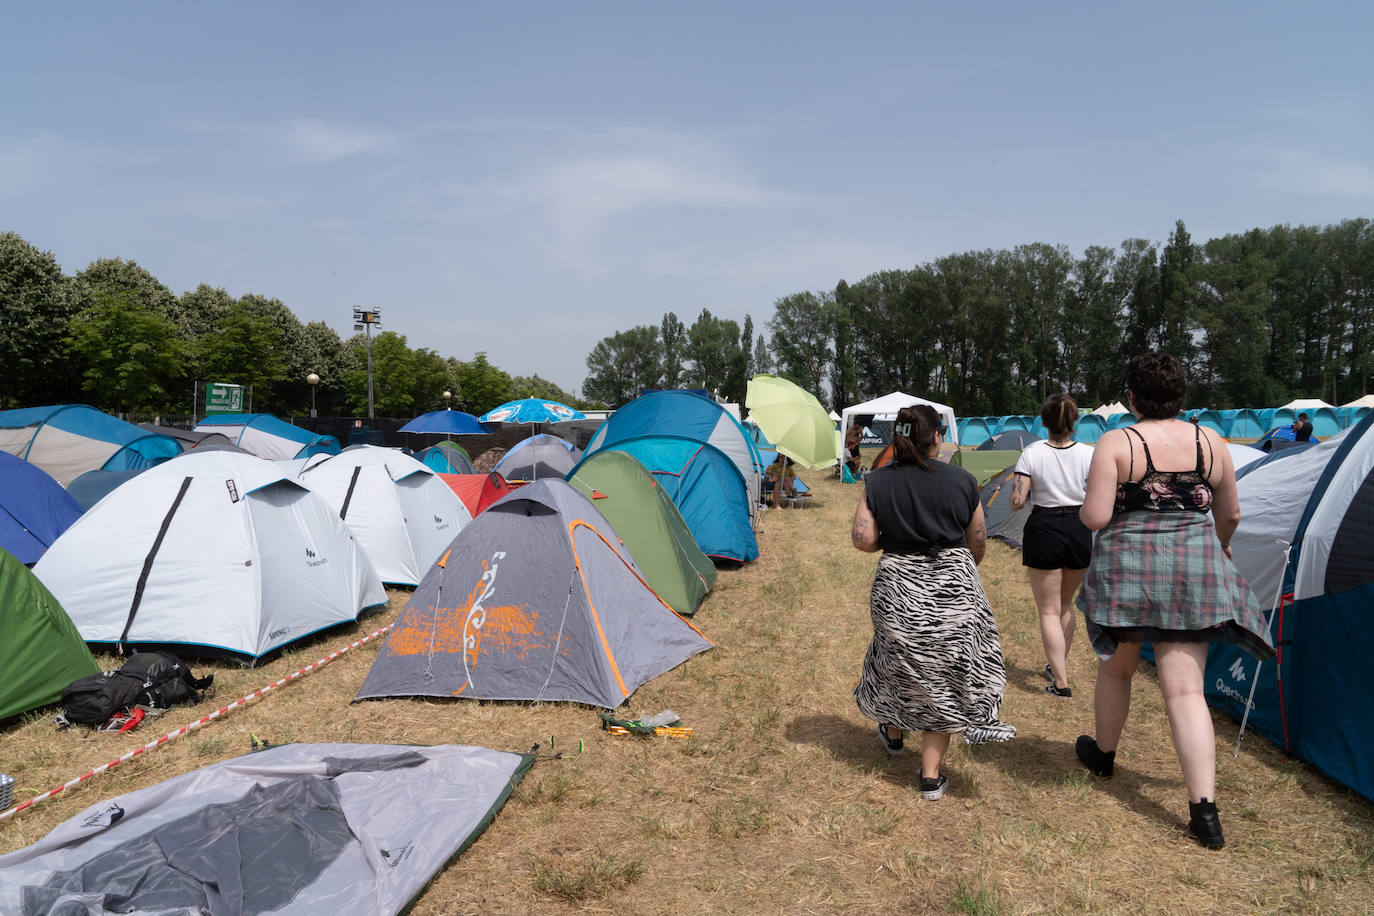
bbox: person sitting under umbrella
[765,455,797,505]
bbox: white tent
[841,392,959,447]
[284,445,473,586]
[1341,394,1374,409]
[1279,398,1336,412]
[33,450,386,662]
[1226,442,1266,473]
[1092,401,1128,417]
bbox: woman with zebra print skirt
[852,404,1016,801]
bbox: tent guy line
[0,620,396,822]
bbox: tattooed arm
[851,489,881,553]
[1008,473,1030,511]
[964,503,987,565]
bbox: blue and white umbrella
[478,398,585,425]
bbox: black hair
[1041,393,1078,438]
[1126,352,1186,419]
[891,404,941,469]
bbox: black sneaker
[1044,684,1072,698]
[1075,735,1115,777]
[1188,799,1225,849]
[920,774,949,801]
[877,724,904,756]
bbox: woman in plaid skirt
[1074,353,1275,849]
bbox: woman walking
[1009,394,1094,698]
[852,404,1015,801]
[1074,353,1274,848]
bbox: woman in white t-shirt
[1009,394,1095,698]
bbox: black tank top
[1114,425,1214,514]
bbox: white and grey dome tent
[282,445,473,587]
[33,450,386,663]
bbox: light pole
[306,372,320,418]
[352,306,381,421]
[442,389,452,410]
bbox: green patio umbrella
[745,374,841,470]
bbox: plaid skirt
[1076,511,1276,661]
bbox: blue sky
[4,3,1371,395]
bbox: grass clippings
[2,467,1372,914]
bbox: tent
[439,471,513,517]
[415,441,475,474]
[569,436,758,564]
[138,423,242,452]
[1092,401,1128,418]
[583,390,765,518]
[195,414,340,460]
[1343,394,1374,409]
[0,742,531,916]
[355,479,713,709]
[1073,414,1108,443]
[0,547,99,722]
[1257,425,1318,452]
[976,430,1041,451]
[1227,442,1267,473]
[0,451,83,564]
[284,446,473,587]
[66,469,144,512]
[1205,414,1374,800]
[493,433,581,481]
[566,449,717,617]
[841,393,959,448]
[0,405,182,486]
[956,417,997,447]
[978,465,1029,547]
[34,450,386,662]
[1224,408,1265,440]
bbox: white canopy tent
[1279,398,1336,412]
[1092,401,1128,417]
[841,392,959,448]
[1342,394,1374,409]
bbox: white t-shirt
[1012,440,1094,508]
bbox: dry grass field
[3,469,1372,914]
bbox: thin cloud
[276,118,398,164]
[0,129,70,197]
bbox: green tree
[298,321,348,416]
[510,374,578,405]
[342,331,422,416]
[1159,219,1200,372]
[767,293,834,397]
[583,325,663,406]
[77,258,180,328]
[753,333,772,375]
[0,232,87,407]
[65,291,185,413]
[1074,245,1125,406]
[660,312,685,388]
[685,310,741,393]
[454,352,513,415]
[200,300,289,411]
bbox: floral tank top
[1114,425,1214,513]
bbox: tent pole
[1235,539,1293,756]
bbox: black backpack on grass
[61,651,213,727]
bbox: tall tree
[199,300,289,411]
[453,352,513,415]
[685,309,740,394]
[1074,245,1124,406]
[1158,219,1200,371]
[767,292,835,397]
[0,232,86,407]
[660,312,685,389]
[583,325,663,406]
[298,321,348,417]
[65,291,185,413]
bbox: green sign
[205,383,244,415]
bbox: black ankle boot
[1188,799,1225,849]
[1075,735,1115,777]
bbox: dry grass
[3,470,1372,914]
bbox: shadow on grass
[787,712,1183,831]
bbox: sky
[4,2,1373,396]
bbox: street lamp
[306,372,320,418]
[352,306,381,420]
[442,390,452,410]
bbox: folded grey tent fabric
[0,743,532,915]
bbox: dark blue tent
[0,452,83,564]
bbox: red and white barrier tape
[0,621,394,822]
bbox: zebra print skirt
[854,549,1016,745]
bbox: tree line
[585,219,1374,414]
[0,232,581,418]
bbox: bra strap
[1122,425,1149,479]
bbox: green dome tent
[0,547,98,722]
[566,449,717,617]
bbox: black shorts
[1021,505,1092,570]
